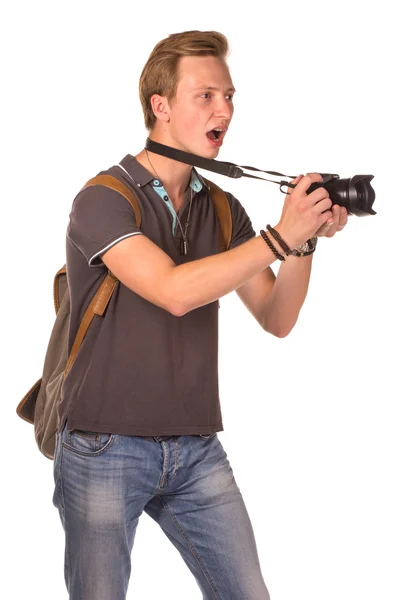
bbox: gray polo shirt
[58,154,256,436]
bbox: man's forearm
[170,235,278,315]
[262,254,313,336]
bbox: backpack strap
[202,177,232,251]
[64,270,118,377]
[81,174,142,227]
[53,266,67,313]
[64,174,141,378]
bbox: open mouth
[206,128,226,142]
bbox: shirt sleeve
[226,192,257,250]
[67,184,144,268]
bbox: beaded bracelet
[260,230,285,261]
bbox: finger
[324,205,340,236]
[286,174,304,196]
[294,172,324,196]
[313,197,333,215]
[337,206,348,230]
[317,221,334,236]
[316,210,333,231]
[310,187,331,203]
[292,174,304,183]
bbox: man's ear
[150,94,171,124]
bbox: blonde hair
[139,30,230,131]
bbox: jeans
[52,421,270,600]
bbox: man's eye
[202,93,211,99]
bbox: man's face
[165,55,235,158]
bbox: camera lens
[307,175,376,216]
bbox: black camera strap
[145,138,299,193]
[145,139,375,216]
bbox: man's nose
[214,97,233,119]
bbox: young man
[52,30,347,600]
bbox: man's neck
[134,133,192,201]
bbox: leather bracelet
[266,225,292,255]
[267,225,317,257]
[260,230,285,261]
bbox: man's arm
[236,256,313,338]
[235,203,348,337]
[101,233,281,317]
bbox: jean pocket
[198,433,217,440]
[53,432,61,482]
[63,428,115,456]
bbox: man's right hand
[274,172,333,250]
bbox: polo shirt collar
[119,154,209,192]
[192,168,210,191]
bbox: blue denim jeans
[52,421,270,600]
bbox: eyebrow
[194,86,236,93]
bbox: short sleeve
[226,192,257,250]
[67,185,144,268]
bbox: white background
[2,1,399,599]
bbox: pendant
[180,238,188,256]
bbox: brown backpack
[16,174,233,459]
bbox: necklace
[145,148,194,256]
